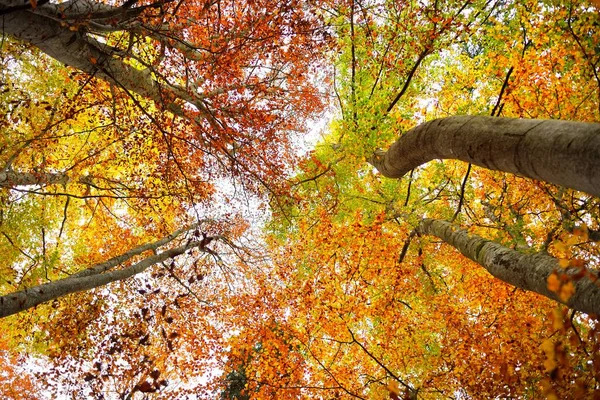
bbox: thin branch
[490,66,514,117]
[569,310,589,356]
[398,229,417,264]
[450,163,471,223]
[1,231,35,261]
[347,327,415,393]
[162,261,212,306]
[386,48,429,114]
[403,169,414,207]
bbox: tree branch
[370,116,600,197]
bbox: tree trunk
[0,170,69,187]
[0,223,209,318]
[416,218,600,315]
[370,116,600,197]
[0,0,211,118]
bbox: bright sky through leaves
[0,0,599,398]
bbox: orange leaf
[570,258,585,268]
[559,281,575,302]
[547,272,560,292]
[388,381,400,399]
[572,225,589,241]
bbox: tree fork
[416,218,600,315]
[370,116,600,197]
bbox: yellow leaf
[543,358,557,372]
[540,339,554,356]
[566,236,579,246]
[552,308,565,331]
[558,259,569,268]
[574,226,589,242]
[554,241,568,252]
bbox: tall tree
[259,0,600,398]
[0,0,328,397]
[0,0,326,312]
[370,115,600,197]
[1,0,600,398]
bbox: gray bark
[370,116,600,197]
[0,223,208,318]
[2,8,157,96]
[417,218,600,315]
[0,170,69,187]
[0,0,212,118]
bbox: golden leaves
[559,281,576,303]
[547,223,598,303]
[547,272,561,292]
[547,272,575,303]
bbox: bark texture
[0,0,210,118]
[0,224,210,318]
[370,116,600,197]
[0,170,69,187]
[417,218,600,315]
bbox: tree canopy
[0,0,599,398]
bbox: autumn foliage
[0,0,599,398]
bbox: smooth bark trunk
[370,116,600,197]
[0,223,206,318]
[0,0,211,118]
[417,218,600,315]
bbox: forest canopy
[0,0,599,398]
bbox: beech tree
[368,116,600,315]
[0,0,327,397]
[260,0,600,398]
[370,115,600,198]
[0,0,599,398]
[0,0,326,313]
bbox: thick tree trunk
[417,218,600,315]
[2,6,159,98]
[0,223,208,318]
[0,0,210,118]
[370,116,600,197]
